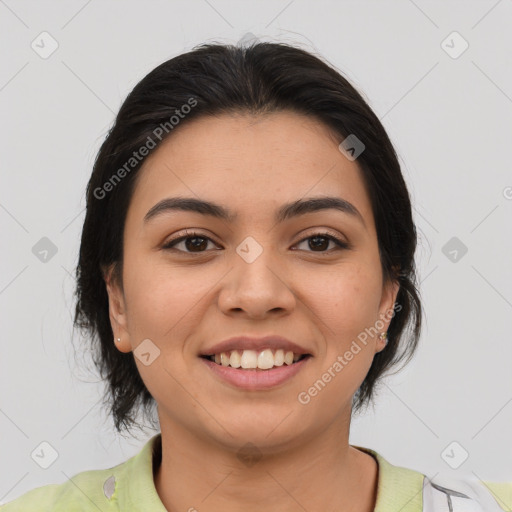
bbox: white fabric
[422,472,506,511]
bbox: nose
[217,241,297,320]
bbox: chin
[212,413,307,450]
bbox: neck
[153,418,378,512]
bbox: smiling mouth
[200,349,311,370]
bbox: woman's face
[105,111,399,452]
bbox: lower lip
[201,356,311,390]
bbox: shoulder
[0,465,121,512]
[0,434,163,512]
[354,445,512,512]
[485,482,512,511]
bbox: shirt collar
[353,445,425,512]
[120,432,167,511]
[119,434,425,512]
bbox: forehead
[127,111,374,228]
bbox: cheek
[299,265,382,411]
[302,262,382,351]
[121,255,205,398]
[122,253,212,341]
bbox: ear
[102,263,132,354]
[375,275,400,353]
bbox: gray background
[1,0,511,504]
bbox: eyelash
[162,229,350,254]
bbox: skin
[104,111,399,512]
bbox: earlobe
[376,278,400,351]
[103,264,132,354]
[113,336,132,353]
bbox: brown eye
[293,232,350,253]
[162,230,350,255]
[162,231,218,253]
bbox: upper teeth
[211,349,302,369]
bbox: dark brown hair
[74,41,423,435]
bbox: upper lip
[200,335,311,356]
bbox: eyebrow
[143,196,366,228]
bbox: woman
[2,41,510,512]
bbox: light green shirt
[2,434,511,511]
